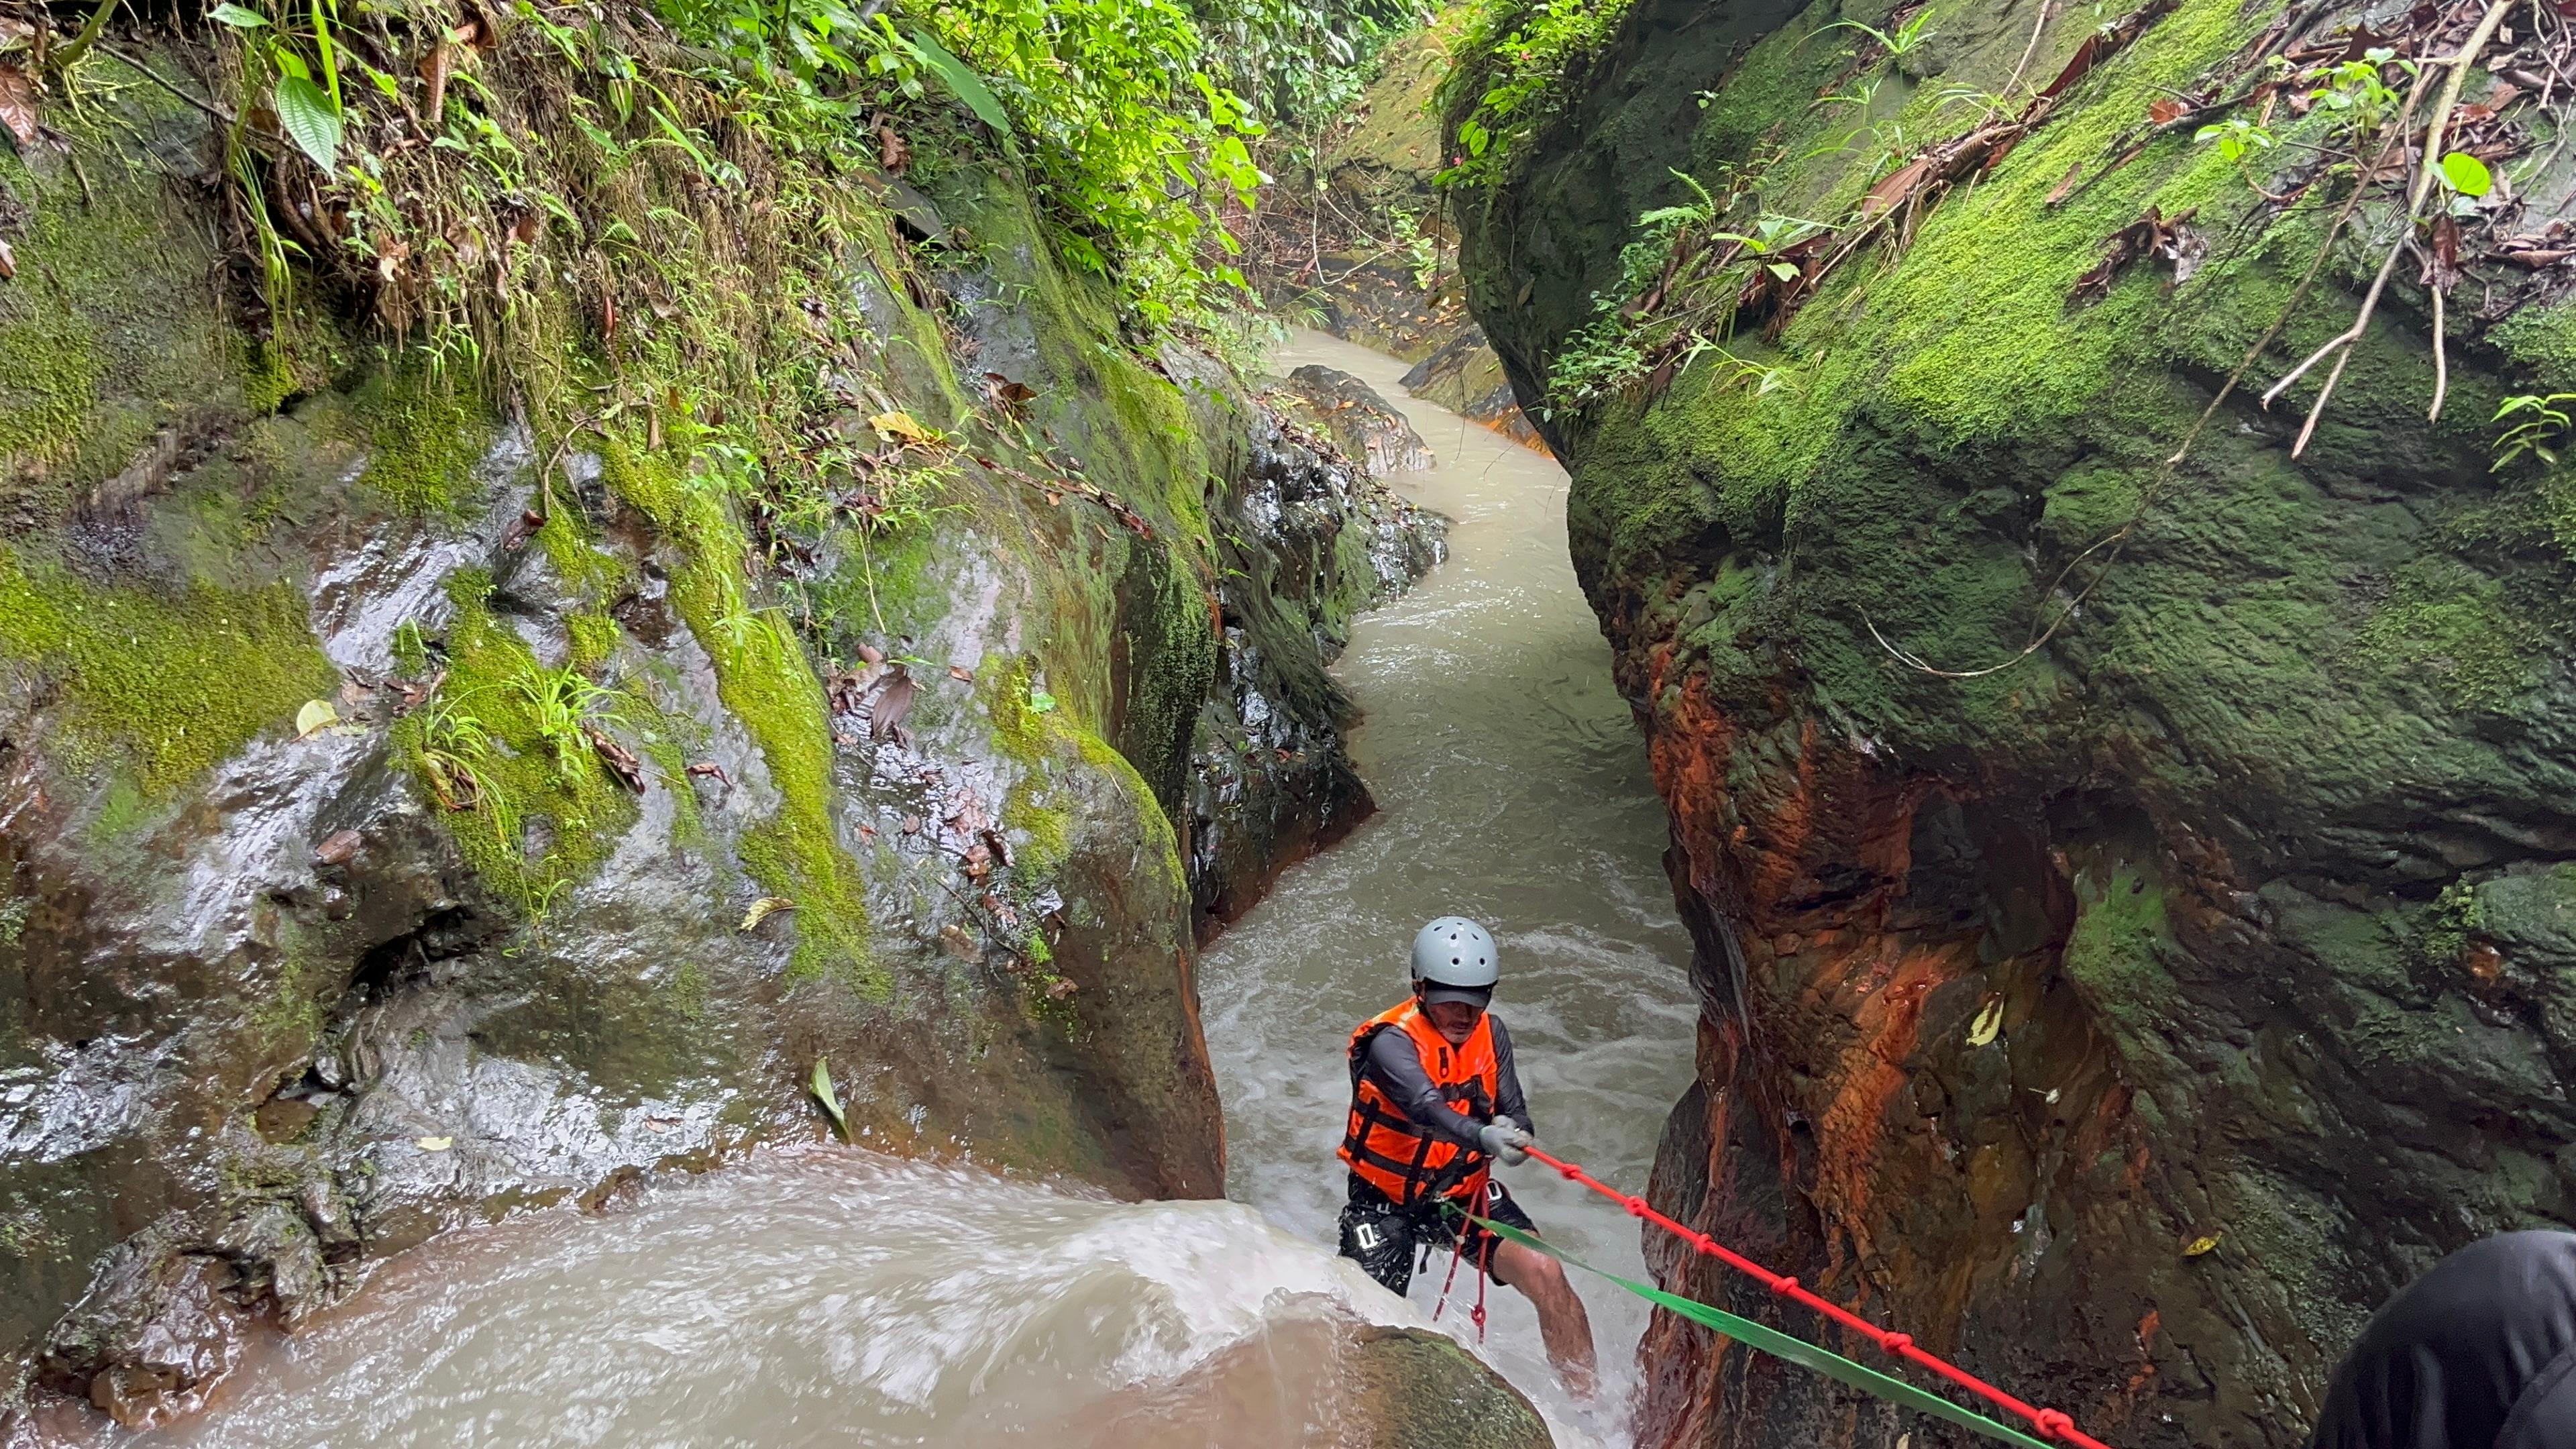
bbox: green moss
[600,438,880,994]
[2355,558,2542,712]
[0,311,101,468]
[2491,299,2576,395]
[0,545,339,806]
[392,571,638,914]
[0,94,250,520]
[1074,722,1183,887]
[352,366,494,516]
[240,339,299,417]
[1588,0,2282,568]
[2061,864,2175,1030]
[2418,877,2484,968]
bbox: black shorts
[1334,1173,1538,1296]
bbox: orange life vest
[1339,1000,1499,1207]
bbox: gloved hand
[1478,1121,1533,1166]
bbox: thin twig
[2264,0,2514,454]
[2001,1,2057,109]
[2428,246,2451,423]
[1864,523,2134,680]
[92,42,234,124]
[2163,66,2436,466]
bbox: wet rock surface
[1190,368,1445,934]
[0,58,1439,1430]
[1083,1312,1554,1449]
[1269,366,1434,479]
[1457,0,2576,1446]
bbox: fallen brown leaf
[313,828,364,867]
[938,922,979,959]
[585,724,646,793]
[686,761,733,786]
[869,665,916,741]
[501,507,545,551]
[947,664,973,683]
[0,64,38,153]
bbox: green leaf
[2438,150,2493,197]
[1028,688,1057,714]
[898,28,1013,139]
[273,72,341,172]
[207,3,269,25]
[809,1057,851,1142]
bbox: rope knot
[1880,1332,1912,1353]
[1771,1276,1798,1295]
[1558,1163,1581,1180]
[1625,1196,1650,1217]
[2034,1409,2075,1440]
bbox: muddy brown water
[113,330,1695,1448]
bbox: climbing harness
[1428,1179,1493,1340]
[1514,1146,2117,1449]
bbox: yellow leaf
[2184,1234,2221,1258]
[295,698,340,738]
[415,1136,453,1151]
[740,896,795,931]
[1966,997,2006,1046]
[868,410,936,446]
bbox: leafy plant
[1811,9,1936,60]
[209,0,346,173]
[1439,0,1638,188]
[2436,150,2494,213]
[511,666,623,780]
[2307,46,2413,147]
[2492,393,2576,471]
[2194,115,2275,163]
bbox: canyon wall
[1456,0,2576,1444]
[0,34,1436,1430]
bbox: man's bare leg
[1492,1238,1599,1397]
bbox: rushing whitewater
[123,1152,1432,1448]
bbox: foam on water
[129,1152,1484,1448]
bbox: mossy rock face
[1342,1325,1554,1449]
[1458,0,2576,1446]
[0,44,1439,1421]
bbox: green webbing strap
[1456,1211,2057,1449]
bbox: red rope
[1430,1179,1493,1341]
[1523,1146,2114,1449]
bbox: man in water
[1336,916,1598,1394]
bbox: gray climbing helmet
[1410,917,1499,1005]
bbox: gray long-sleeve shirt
[1360,1016,1530,1151]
